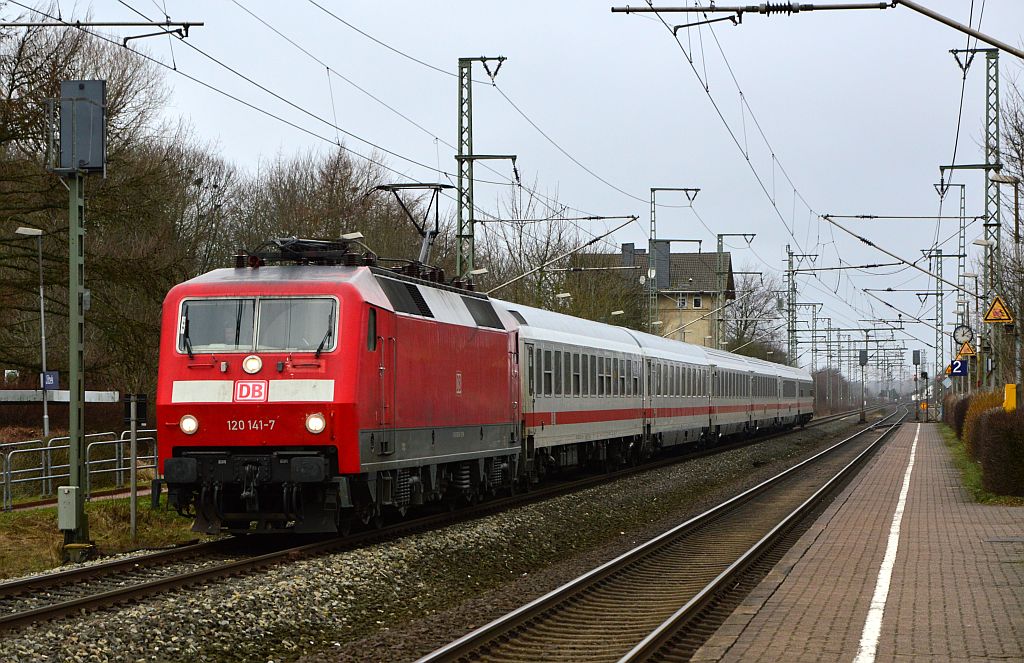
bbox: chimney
[622,243,635,267]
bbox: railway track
[0,407,883,633]
[418,408,906,663]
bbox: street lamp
[15,227,48,437]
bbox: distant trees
[0,24,422,404]
[474,183,643,326]
[722,268,786,363]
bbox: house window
[676,295,687,309]
[693,296,702,309]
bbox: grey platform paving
[691,422,1024,663]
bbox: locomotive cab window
[257,298,337,352]
[367,308,377,351]
[177,296,338,354]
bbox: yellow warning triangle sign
[957,341,975,357]
[945,364,952,374]
[984,295,1014,324]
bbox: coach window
[543,350,553,396]
[554,351,563,396]
[625,359,633,396]
[526,345,535,396]
[564,351,573,396]
[585,354,593,397]
[632,360,640,395]
[592,355,599,396]
[573,353,581,396]
[367,307,377,351]
[605,358,613,396]
[536,348,543,395]
[618,359,625,396]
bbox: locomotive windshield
[178,297,337,354]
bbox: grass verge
[939,424,1024,506]
[0,498,200,580]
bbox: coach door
[644,358,655,439]
[510,335,521,433]
[376,311,396,456]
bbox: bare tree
[723,266,786,361]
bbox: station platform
[692,422,1024,663]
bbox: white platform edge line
[854,422,920,663]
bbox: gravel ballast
[0,416,880,663]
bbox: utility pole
[933,248,944,413]
[992,171,1022,410]
[824,317,833,412]
[648,188,699,332]
[456,56,516,280]
[785,246,817,367]
[944,48,1002,387]
[715,233,754,349]
[859,333,869,423]
[52,80,107,559]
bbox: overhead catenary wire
[226,0,646,249]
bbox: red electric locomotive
[157,238,520,533]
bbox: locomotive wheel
[356,503,381,528]
[336,510,353,536]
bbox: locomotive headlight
[242,355,263,374]
[179,414,199,435]
[305,413,326,434]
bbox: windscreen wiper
[182,304,195,359]
[315,309,334,358]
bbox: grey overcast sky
[22,1,1024,373]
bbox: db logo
[234,380,268,402]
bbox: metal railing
[2,430,157,511]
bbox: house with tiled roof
[609,242,735,347]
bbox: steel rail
[620,408,907,661]
[0,538,235,598]
[0,406,880,632]
[417,408,901,662]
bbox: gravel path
[0,416,874,663]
